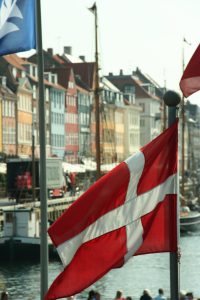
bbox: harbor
[1,1,200,300]
[0,231,199,300]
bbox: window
[6,212,13,223]
[124,85,135,94]
[66,133,78,145]
[140,119,145,127]
[68,81,74,89]
[139,103,145,112]
[141,83,155,96]
[12,67,17,78]
[45,88,49,102]
[33,85,36,98]
[66,113,77,124]
[115,111,123,123]
[67,95,76,106]
[32,66,37,77]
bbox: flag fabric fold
[0,0,36,56]
[45,120,178,300]
[179,44,200,98]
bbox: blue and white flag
[0,0,36,56]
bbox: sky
[33,0,200,104]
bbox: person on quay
[154,288,166,300]
[140,289,153,300]
[95,292,101,300]
[1,292,8,300]
[180,290,187,300]
[114,290,125,300]
[185,292,194,300]
[87,290,97,300]
[126,297,132,300]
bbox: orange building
[0,54,33,157]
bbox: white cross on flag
[45,120,178,300]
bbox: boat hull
[180,211,200,233]
[0,236,58,261]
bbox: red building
[64,68,79,163]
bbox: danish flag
[45,120,178,300]
[180,44,200,98]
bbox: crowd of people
[1,289,200,300]
[65,288,200,300]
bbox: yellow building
[115,107,125,162]
[17,78,33,157]
[101,105,116,164]
[101,77,125,164]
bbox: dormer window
[124,85,135,95]
[142,83,155,96]
[68,81,74,89]
[123,85,135,104]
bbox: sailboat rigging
[179,38,200,232]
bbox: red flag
[180,44,200,97]
[45,121,178,300]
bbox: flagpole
[36,0,48,299]
[181,39,185,202]
[163,90,181,300]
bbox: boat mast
[32,99,36,203]
[181,38,185,203]
[92,3,101,179]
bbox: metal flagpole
[35,0,48,299]
[163,90,181,300]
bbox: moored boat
[180,206,200,233]
[0,207,57,260]
[0,195,78,260]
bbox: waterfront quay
[0,194,77,230]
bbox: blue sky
[39,0,200,103]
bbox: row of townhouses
[1,46,198,166]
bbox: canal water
[0,232,199,300]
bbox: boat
[0,207,53,260]
[180,206,200,233]
[179,127,200,233]
[178,39,200,233]
[0,196,76,260]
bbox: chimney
[64,46,72,55]
[108,72,113,76]
[47,48,53,56]
[119,69,123,75]
[79,55,85,61]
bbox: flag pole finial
[163,90,181,107]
